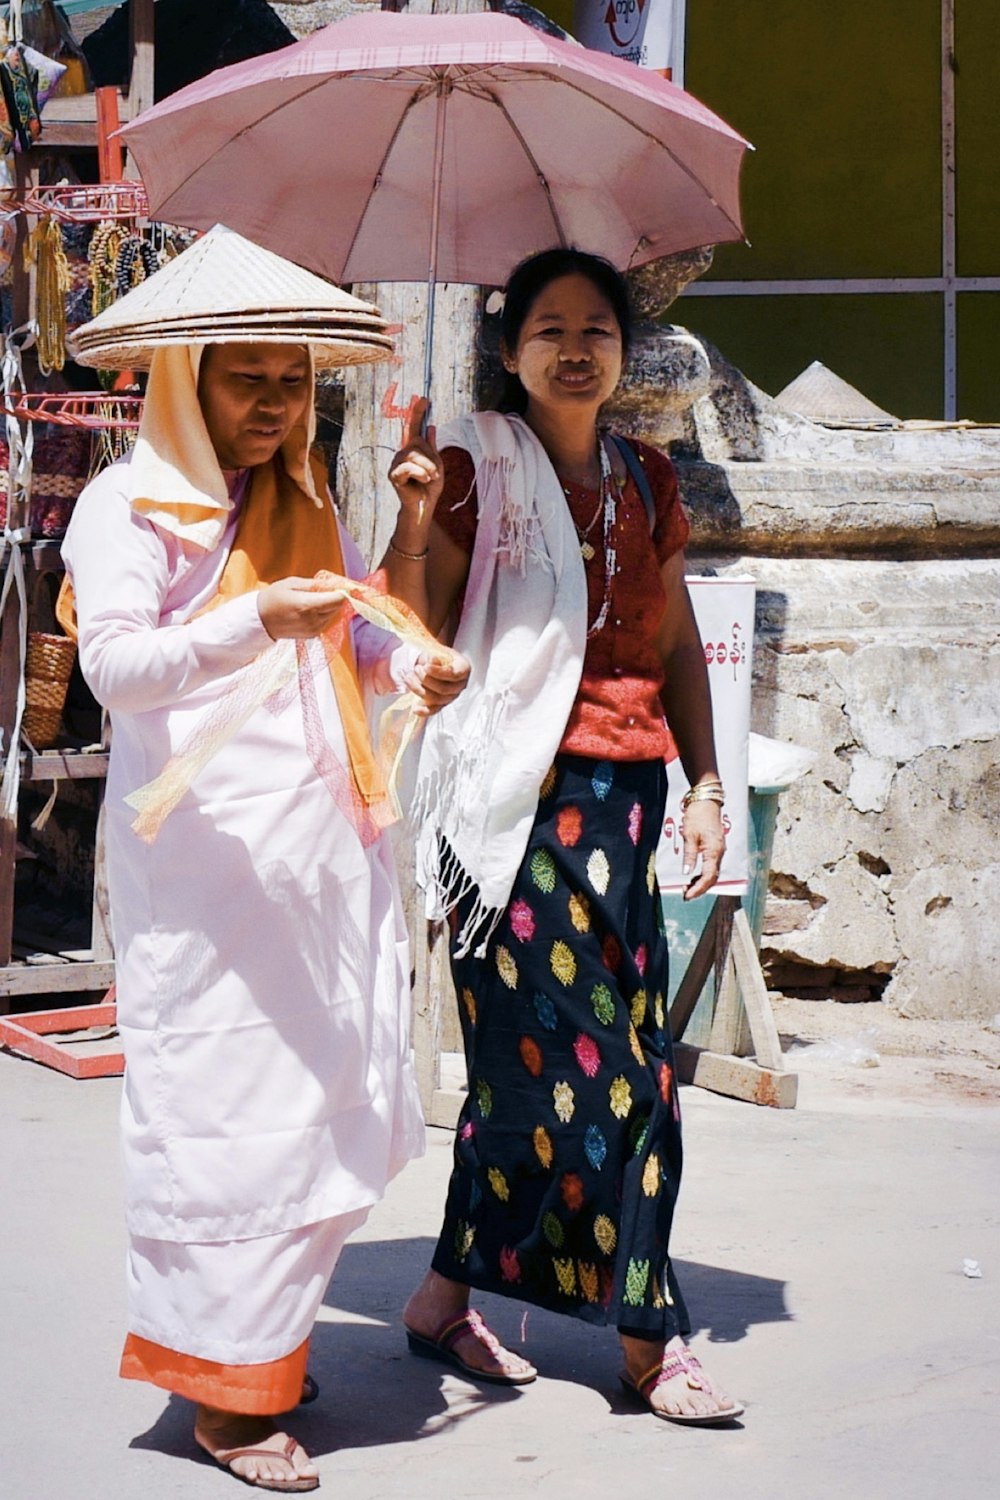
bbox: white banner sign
[573,0,687,82]
[657,576,755,896]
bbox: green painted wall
[541,2,997,421]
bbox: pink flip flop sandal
[404,1308,537,1386]
[620,1346,745,1426]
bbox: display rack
[0,1,154,1018]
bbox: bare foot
[403,1269,536,1382]
[194,1405,319,1491]
[619,1334,742,1423]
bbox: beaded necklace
[586,438,618,637]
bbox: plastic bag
[15,1,91,97]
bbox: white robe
[63,461,425,1251]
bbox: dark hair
[495,248,632,414]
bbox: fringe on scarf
[410,686,512,959]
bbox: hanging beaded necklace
[561,437,618,637]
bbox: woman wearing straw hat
[60,227,468,1492]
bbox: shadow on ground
[128,1233,786,1462]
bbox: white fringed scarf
[412,411,587,956]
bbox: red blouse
[434,438,690,760]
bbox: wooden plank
[674,1042,798,1109]
[0,960,115,998]
[730,906,785,1071]
[667,901,719,1041]
[0,1001,122,1079]
[21,752,110,782]
[125,0,155,178]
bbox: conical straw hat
[774,361,898,428]
[67,223,395,370]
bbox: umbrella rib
[484,90,569,251]
[339,85,436,280]
[146,73,344,211]
[557,79,745,243]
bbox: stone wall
[606,325,1000,1022]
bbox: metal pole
[423,77,450,410]
[941,0,957,421]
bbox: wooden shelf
[21,750,109,782]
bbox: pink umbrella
[122,9,750,390]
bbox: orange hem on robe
[120,1332,309,1415]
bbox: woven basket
[23,632,77,748]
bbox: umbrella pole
[421,78,450,427]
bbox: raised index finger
[401,394,428,448]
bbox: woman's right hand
[388,397,444,536]
[258,577,347,640]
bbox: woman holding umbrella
[386,247,743,1424]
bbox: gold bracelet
[681,784,725,810]
[389,538,429,562]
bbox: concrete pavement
[1,1042,997,1500]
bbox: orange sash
[201,451,383,804]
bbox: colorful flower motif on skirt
[630,988,648,1027]
[488,1166,511,1202]
[550,940,577,987]
[635,942,648,977]
[659,1061,674,1103]
[574,1032,601,1078]
[623,1257,651,1306]
[591,981,615,1026]
[553,1257,577,1296]
[561,1172,585,1212]
[584,1123,607,1170]
[647,851,658,894]
[568,891,591,933]
[519,1035,544,1077]
[609,1075,633,1118]
[602,934,622,974]
[499,1246,522,1283]
[496,944,519,989]
[553,1080,575,1122]
[579,1261,600,1303]
[533,991,558,1031]
[539,765,557,799]
[594,1213,618,1255]
[533,1124,554,1168]
[530,848,557,894]
[628,802,643,845]
[587,848,611,895]
[628,1023,645,1066]
[654,991,665,1030]
[543,1211,565,1248]
[557,805,583,847]
[469,1179,482,1212]
[509,898,536,944]
[630,1114,649,1155]
[642,1153,661,1197]
[476,1078,493,1117]
[591,761,614,801]
[461,986,477,1026]
[454,1220,475,1262]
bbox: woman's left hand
[681,799,726,900]
[404,648,471,717]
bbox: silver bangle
[388,538,429,562]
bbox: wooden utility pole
[337,1,487,1116]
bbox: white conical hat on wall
[774,361,899,429]
[67,224,395,370]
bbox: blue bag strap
[609,434,656,536]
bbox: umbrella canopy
[121,10,750,290]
